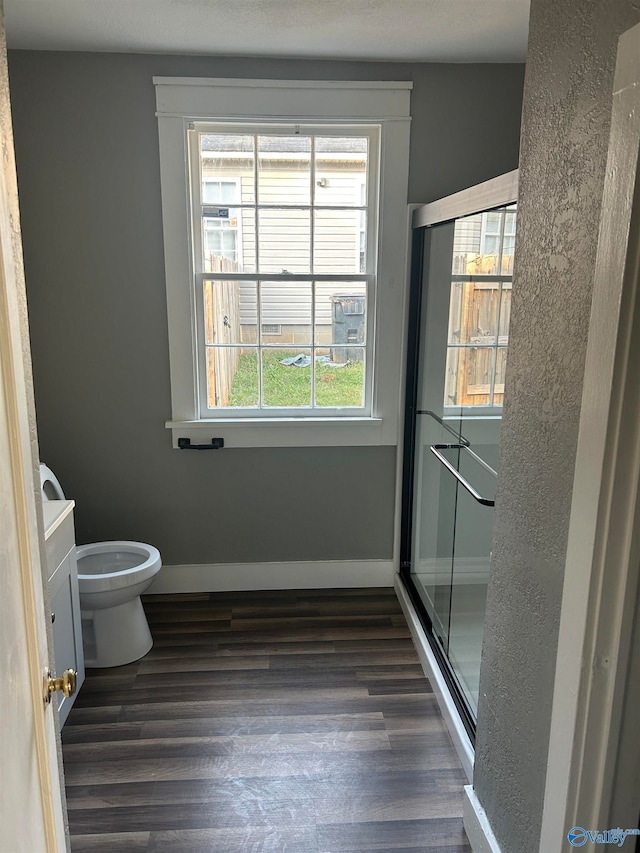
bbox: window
[192,127,372,412]
[155,78,412,447]
[202,179,240,264]
[447,205,516,409]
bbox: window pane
[260,281,311,345]
[202,180,239,205]
[203,280,257,346]
[493,348,508,405]
[501,234,516,275]
[498,282,512,342]
[313,208,364,274]
[314,137,368,207]
[448,281,499,345]
[203,208,243,272]
[206,346,258,408]
[200,134,255,204]
[315,284,367,347]
[315,351,365,408]
[504,207,517,234]
[262,348,312,407]
[258,135,311,206]
[452,211,484,274]
[485,211,501,233]
[258,208,310,273]
[445,346,496,407]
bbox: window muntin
[190,125,376,417]
[446,205,516,409]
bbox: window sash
[195,276,374,417]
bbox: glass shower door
[401,192,516,730]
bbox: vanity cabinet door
[49,548,85,725]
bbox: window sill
[166,417,391,448]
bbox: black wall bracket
[178,437,224,450]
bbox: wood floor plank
[147,825,318,852]
[230,614,397,631]
[62,588,470,850]
[268,651,421,669]
[137,655,271,674]
[115,692,439,723]
[68,798,318,833]
[316,817,471,851]
[150,624,412,644]
[62,722,145,744]
[69,831,150,852]
[63,741,464,787]
[133,711,386,740]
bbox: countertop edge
[43,499,75,540]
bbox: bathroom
[4,43,523,845]
[7,1,640,850]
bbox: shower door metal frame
[399,170,519,743]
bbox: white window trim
[155,77,412,448]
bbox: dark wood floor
[62,588,471,852]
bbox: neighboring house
[200,133,367,344]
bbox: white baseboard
[394,574,474,782]
[463,785,502,853]
[147,559,395,593]
[416,557,490,585]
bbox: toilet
[40,464,162,668]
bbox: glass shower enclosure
[400,171,518,739]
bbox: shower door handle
[429,444,496,507]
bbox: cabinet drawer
[45,512,75,582]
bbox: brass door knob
[44,668,77,704]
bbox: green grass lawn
[228,350,364,408]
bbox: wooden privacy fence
[204,255,242,407]
[445,253,513,407]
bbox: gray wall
[8,51,523,566]
[474,1,640,851]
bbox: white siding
[453,214,483,256]
[239,280,367,327]
[201,159,367,328]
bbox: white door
[0,24,67,853]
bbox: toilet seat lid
[40,463,66,501]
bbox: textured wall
[7,51,523,566]
[474,1,640,851]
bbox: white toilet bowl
[40,464,162,668]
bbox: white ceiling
[4,0,530,63]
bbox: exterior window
[192,128,372,413]
[447,205,516,409]
[202,179,239,264]
[154,77,411,448]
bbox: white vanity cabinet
[43,500,85,725]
